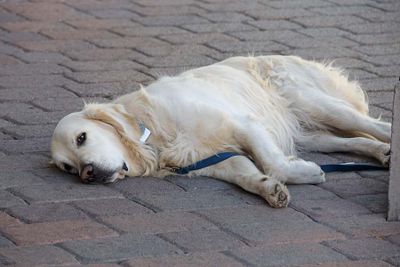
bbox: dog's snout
[81,164,94,182]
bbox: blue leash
[173,152,388,175]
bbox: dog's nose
[81,164,94,182]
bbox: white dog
[51,56,391,208]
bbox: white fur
[51,55,391,208]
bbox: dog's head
[51,103,156,184]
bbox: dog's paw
[262,178,290,208]
[287,160,325,184]
[377,143,390,167]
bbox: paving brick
[0,190,26,208]
[7,203,89,223]
[0,54,21,65]
[231,30,306,42]
[125,251,243,267]
[320,178,388,198]
[66,0,137,11]
[0,171,44,189]
[135,5,204,16]
[0,86,76,101]
[100,211,217,234]
[73,198,152,216]
[0,154,48,171]
[161,228,246,252]
[0,211,21,227]
[0,236,13,248]
[230,243,348,266]
[134,188,264,212]
[208,40,288,53]
[245,7,315,20]
[113,25,189,36]
[3,2,92,21]
[41,28,119,40]
[0,31,47,43]
[88,9,141,19]
[199,12,253,23]
[359,77,398,92]
[292,15,366,27]
[298,260,394,267]
[247,19,302,30]
[0,74,68,88]
[325,238,400,260]
[33,97,103,112]
[182,22,256,33]
[197,205,344,245]
[287,185,337,200]
[60,233,181,262]
[1,21,72,32]
[64,48,136,61]
[0,137,48,154]
[65,82,136,97]
[16,39,94,52]
[290,197,372,220]
[297,27,353,38]
[65,18,138,29]
[14,51,70,63]
[0,245,79,266]
[318,213,400,238]
[139,15,209,26]
[349,193,388,213]
[111,177,184,197]
[66,70,151,84]
[1,219,118,245]
[165,175,236,191]
[348,33,400,45]
[11,183,123,204]
[63,60,145,72]
[0,9,24,23]
[310,5,384,16]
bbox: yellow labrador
[51,55,391,208]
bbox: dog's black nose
[81,164,94,182]
[122,162,128,171]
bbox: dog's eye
[76,132,86,146]
[63,163,72,172]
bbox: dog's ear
[83,103,137,136]
[83,103,157,175]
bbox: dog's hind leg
[234,120,326,185]
[195,156,290,208]
[297,133,390,167]
[302,95,391,143]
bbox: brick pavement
[0,0,399,266]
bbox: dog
[51,55,391,208]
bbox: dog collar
[138,123,151,143]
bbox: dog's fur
[51,55,391,208]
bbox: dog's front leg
[235,120,325,184]
[194,156,290,208]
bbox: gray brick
[14,51,70,63]
[60,233,181,262]
[114,26,189,36]
[0,245,79,266]
[0,138,50,154]
[320,178,388,198]
[159,32,237,45]
[135,189,264,211]
[161,228,246,252]
[33,97,105,112]
[111,177,183,197]
[125,252,243,267]
[11,183,123,204]
[0,86,76,101]
[73,198,152,216]
[309,6,384,16]
[359,77,398,92]
[325,238,400,260]
[63,60,145,72]
[16,40,95,52]
[370,65,400,78]
[7,203,89,223]
[0,190,26,208]
[349,193,388,213]
[247,20,302,30]
[231,30,305,42]
[354,43,400,56]
[135,5,204,16]
[65,18,138,29]
[0,171,44,189]
[139,15,209,26]
[88,9,141,19]
[318,213,400,238]
[0,74,68,88]
[91,37,167,48]
[348,33,400,45]
[64,48,136,61]
[230,243,348,266]
[245,7,314,19]
[199,12,253,23]
[297,27,353,38]
[197,205,344,245]
[100,211,217,234]
[341,22,400,35]
[182,22,256,33]
[287,185,337,200]
[65,82,137,98]
[292,15,366,27]
[208,40,288,53]
[290,197,372,219]
[65,70,150,84]
[0,236,13,248]
[0,154,48,171]
[165,175,235,191]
